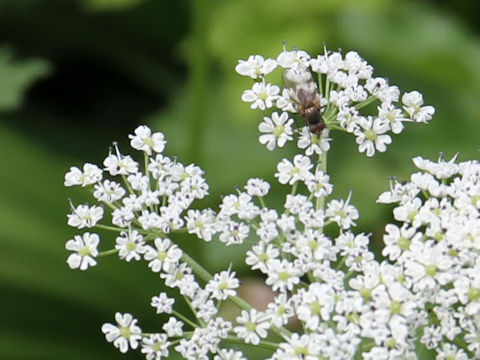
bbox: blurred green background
[1,0,480,359]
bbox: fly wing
[296,82,319,106]
[283,64,313,88]
[283,64,317,106]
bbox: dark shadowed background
[1,0,480,359]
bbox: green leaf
[0,48,50,111]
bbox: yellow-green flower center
[309,301,322,316]
[279,271,290,282]
[468,288,480,302]
[390,301,402,315]
[360,288,372,300]
[365,129,377,141]
[408,210,418,222]
[157,250,167,261]
[246,321,257,332]
[273,125,285,138]
[144,137,154,148]
[120,326,132,339]
[398,237,411,251]
[425,264,437,277]
[127,241,136,251]
[295,346,309,356]
[79,246,91,257]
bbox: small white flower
[276,88,297,113]
[115,229,146,262]
[365,77,399,103]
[162,317,184,337]
[65,232,99,270]
[296,283,336,329]
[241,81,279,110]
[413,153,459,180]
[129,125,166,155]
[143,238,182,273]
[218,193,260,220]
[344,50,373,79]
[326,192,359,229]
[93,180,125,203]
[235,55,277,79]
[284,194,312,214]
[185,209,217,241]
[218,220,250,245]
[266,293,295,327]
[275,154,313,185]
[354,116,392,157]
[377,102,410,134]
[277,49,311,68]
[337,106,361,133]
[233,309,270,345]
[101,312,142,353]
[265,259,302,292]
[297,127,331,156]
[138,210,163,230]
[305,167,333,198]
[151,292,175,314]
[112,206,134,228]
[382,223,421,261]
[148,154,172,180]
[402,91,435,123]
[245,242,279,273]
[214,348,247,360]
[127,173,150,191]
[244,178,270,197]
[103,145,139,176]
[64,163,102,187]
[141,333,170,360]
[258,111,294,151]
[310,50,344,76]
[67,204,104,229]
[435,343,467,360]
[205,269,240,300]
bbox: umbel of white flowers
[236,46,434,156]
[64,46,480,360]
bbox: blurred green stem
[187,0,211,163]
[316,150,327,211]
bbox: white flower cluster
[65,125,243,359]
[65,45,475,360]
[236,46,435,156]
[376,154,480,358]
[65,122,480,359]
[217,159,417,359]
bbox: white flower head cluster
[65,45,477,360]
[376,154,480,357]
[65,125,243,359]
[236,46,435,156]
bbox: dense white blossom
[65,46,480,360]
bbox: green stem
[224,335,279,350]
[181,253,291,338]
[354,95,378,110]
[95,224,125,232]
[182,252,213,283]
[186,0,210,163]
[98,248,119,257]
[290,182,298,196]
[316,150,327,212]
[121,174,135,194]
[172,309,199,329]
[258,196,267,209]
